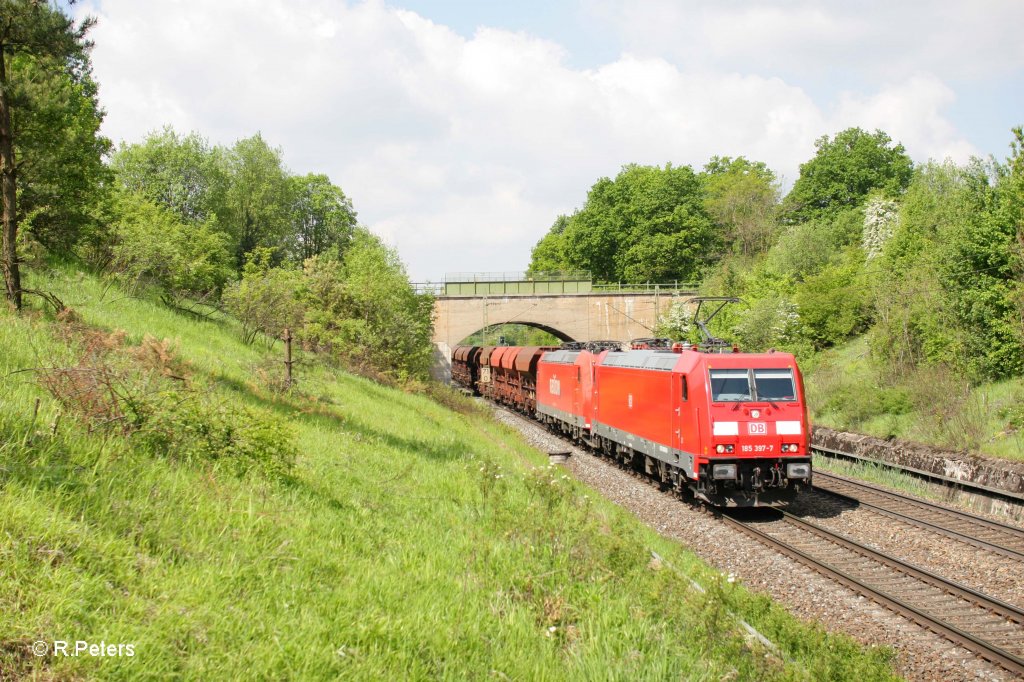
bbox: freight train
[451,336,811,507]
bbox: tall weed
[907,364,987,451]
[33,320,295,477]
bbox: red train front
[453,341,811,507]
[592,347,809,506]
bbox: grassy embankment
[1,263,898,680]
[804,337,1024,463]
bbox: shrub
[793,250,870,349]
[35,321,295,477]
[221,247,304,345]
[136,395,297,478]
[108,190,234,304]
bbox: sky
[74,0,1024,282]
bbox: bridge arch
[430,289,695,382]
[455,321,575,346]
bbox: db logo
[549,377,561,396]
[747,422,767,435]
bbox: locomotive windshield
[753,369,796,401]
[709,369,752,401]
[709,368,797,402]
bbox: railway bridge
[420,273,696,381]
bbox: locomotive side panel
[537,350,585,428]
[594,365,675,451]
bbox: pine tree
[0,0,94,309]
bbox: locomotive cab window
[753,369,796,401]
[709,369,751,402]
[681,375,688,401]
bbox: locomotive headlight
[715,444,725,454]
[786,463,810,479]
[712,463,737,480]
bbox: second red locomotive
[452,340,811,507]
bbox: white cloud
[590,0,1024,82]
[833,75,976,163]
[78,0,980,280]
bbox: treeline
[530,156,779,283]
[531,128,1024,390]
[1,2,433,381]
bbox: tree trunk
[0,47,21,310]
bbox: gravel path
[493,406,1015,682]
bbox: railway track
[812,470,1024,561]
[810,444,1024,505]
[722,510,1024,676]
[496,405,1024,675]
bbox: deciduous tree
[782,128,913,223]
[110,127,225,225]
[220,133,292,266]
[285,173,356,263]
[702,156,779,256]
[540,164,718,283]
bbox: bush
[793,250,870,349]
[298,232,435,381]
[137,394,297,478]
[108,190,234,303]
[221,247,304,345]
[731,297,802,353]
[36,320,296,477]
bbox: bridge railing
[413,281,700,296]
[591,282,700,294]
[413,282,446,295]
[443,270,591,282]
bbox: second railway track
[723,509,1024,676]
[812,470,1024,561]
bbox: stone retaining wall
[812,426,1024,497]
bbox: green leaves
[1,0,104,307]
[219,133,292,265]
[285,173,357,263]
[111,129,358,270]
[223,230,435,381]
[529,163,719,283]
[782,128,913,223]
[108,189,234,302]
[110,127,225,225]
[703,156,779,256]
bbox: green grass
[1,263,899,680]
[804,337,1024,462]
[813,457,954,505]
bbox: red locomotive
[451,305,811,507]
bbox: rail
[722,510,1024,676]
[493,403,1024,674]
[413,280,700,297]
[443,270,591,282]
[813,470,1024,560]
[810,444,1024,504]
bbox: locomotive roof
[602,350,680,371]
[540,349,580,364]
[539,347,797,370]
[600,348,798,372]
